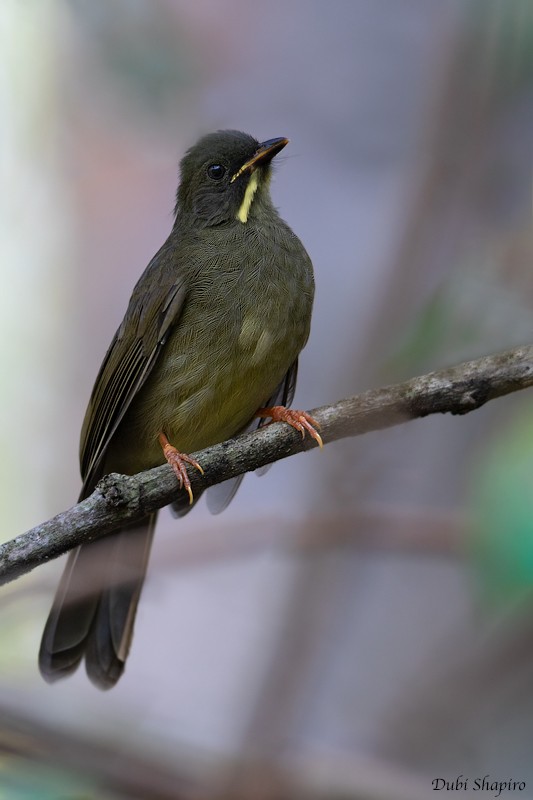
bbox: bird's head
[175,130,288,227]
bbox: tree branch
[1,345,531,586]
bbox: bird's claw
[158,433,204,504]
[256,406,323,448]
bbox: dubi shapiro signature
[432,776,526,797]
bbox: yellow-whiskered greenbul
[39,130,320,689]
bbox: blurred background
[1,1,533,797]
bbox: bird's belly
[107,310,305,475]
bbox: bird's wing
[79,250,187,498]
[258,357,299,425]
[204,358,299,514]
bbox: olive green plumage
[39,130,314,688]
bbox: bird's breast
[109,225,314,471]
[237,315,275,364]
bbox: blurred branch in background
[0,344,531,587]
[0,692,435,800]
[0,695,200,800]
[0,734,433,800]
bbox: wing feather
[79,255,187,496]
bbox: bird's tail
[39,514,156,689]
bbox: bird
[39,130,320,689]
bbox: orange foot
[158,432,204,505]
[256,406,323,448]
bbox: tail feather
[39,515,156,689]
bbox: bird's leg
[255,406,323,448]
[158,432,204,505]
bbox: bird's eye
[207,164,226,181]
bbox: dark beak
[231,137,289,183]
